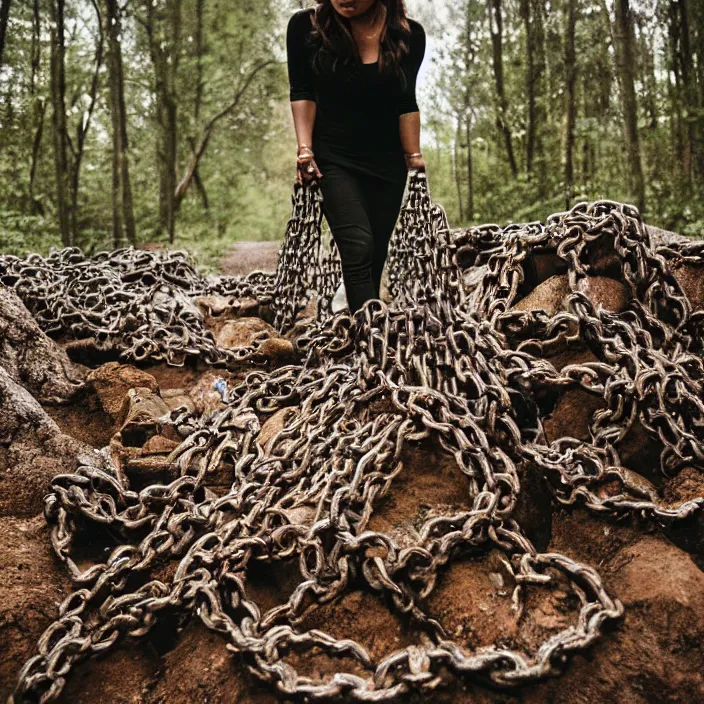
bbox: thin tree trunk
[612,0,646,213]
[453,119,464,223]
[69,0,104,243]
[665,1,684,178]
[49,0,71,246]
[488,0,518,179]
[676,0,704,182]
[192,0,208,211]
[637,13,658,129]
[103,0,137,245]
[466,113,474,220]
[145,0,182,243]
[520,0,536,174]
[0,0,12,72]
[564,0,577,209]
[28,0,45,214]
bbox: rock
[543,387,604,443]
[671,262,704,312]
[425,551,522,650]
[513,275,571,315]
[193,294,249,338]
[367,436,473,540]
[160,387,196,413]
[514,461,553,551]
[0,367,89,517]
[256,336,295,358]
[299,589,418,674]
[578,275,632,312]
[215,317,294,362]
[508,510,704,704]
[257,407,296,449]
[188,372,228,416]
[87,362,159,420]
[43,383,116,449]
[0,515,72,701]
[216,317,274,349]
[193,294,233,317]
[57,644,161,704]
[141,434,181,455]
[512,274,630,315]
[661,467,704,562]
[0,284,84,403]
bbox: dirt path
[218,240,281,276]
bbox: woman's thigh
[317,163,374,267]
[362,176,407,243]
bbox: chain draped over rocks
[0,183,340,368]
[3,173,704,703]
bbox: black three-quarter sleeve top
[286,8,426,183]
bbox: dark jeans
[317,161,407,313]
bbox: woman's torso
[288,8,424,182]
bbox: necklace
[354,6,385,41]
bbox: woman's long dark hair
[309,0,412,84]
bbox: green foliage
[0,0,702,267]
[0,209,62,256]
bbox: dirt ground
[219,240,281,277]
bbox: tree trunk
[673,0,704,183]
[70,0,104,244]
[0,284,88,517]
[636,12,658,129]
[28,0,45,215]
[488,0,518,179]
[48,0,72,246]
[103,0,137,246]
[0,0,11,73]
[192,0,208,211]
[174,61,273,207]
[466,115,474,221]
[564,0,577,209]
[145,0,182,243]
[612,0,646,214]
[453,119,463,223]
[520,0,546,183]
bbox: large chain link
[3,173,703,703]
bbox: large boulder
[512,275,631,315]
[87,362,160,421]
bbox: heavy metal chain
[4,173,704,703]
[0,182,341,369]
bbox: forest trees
[425,0,704,232]
[0,0,286,256]
[0,0,703,259]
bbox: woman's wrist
[298,143,314,156]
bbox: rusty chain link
[2,172,703,703]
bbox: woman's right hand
[296,146,323,184]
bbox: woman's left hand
[405,153,425,172]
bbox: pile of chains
[0,183,341,367]
[8,172,704,703]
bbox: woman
[286,0,426,314]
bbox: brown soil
[219,241,281,277]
